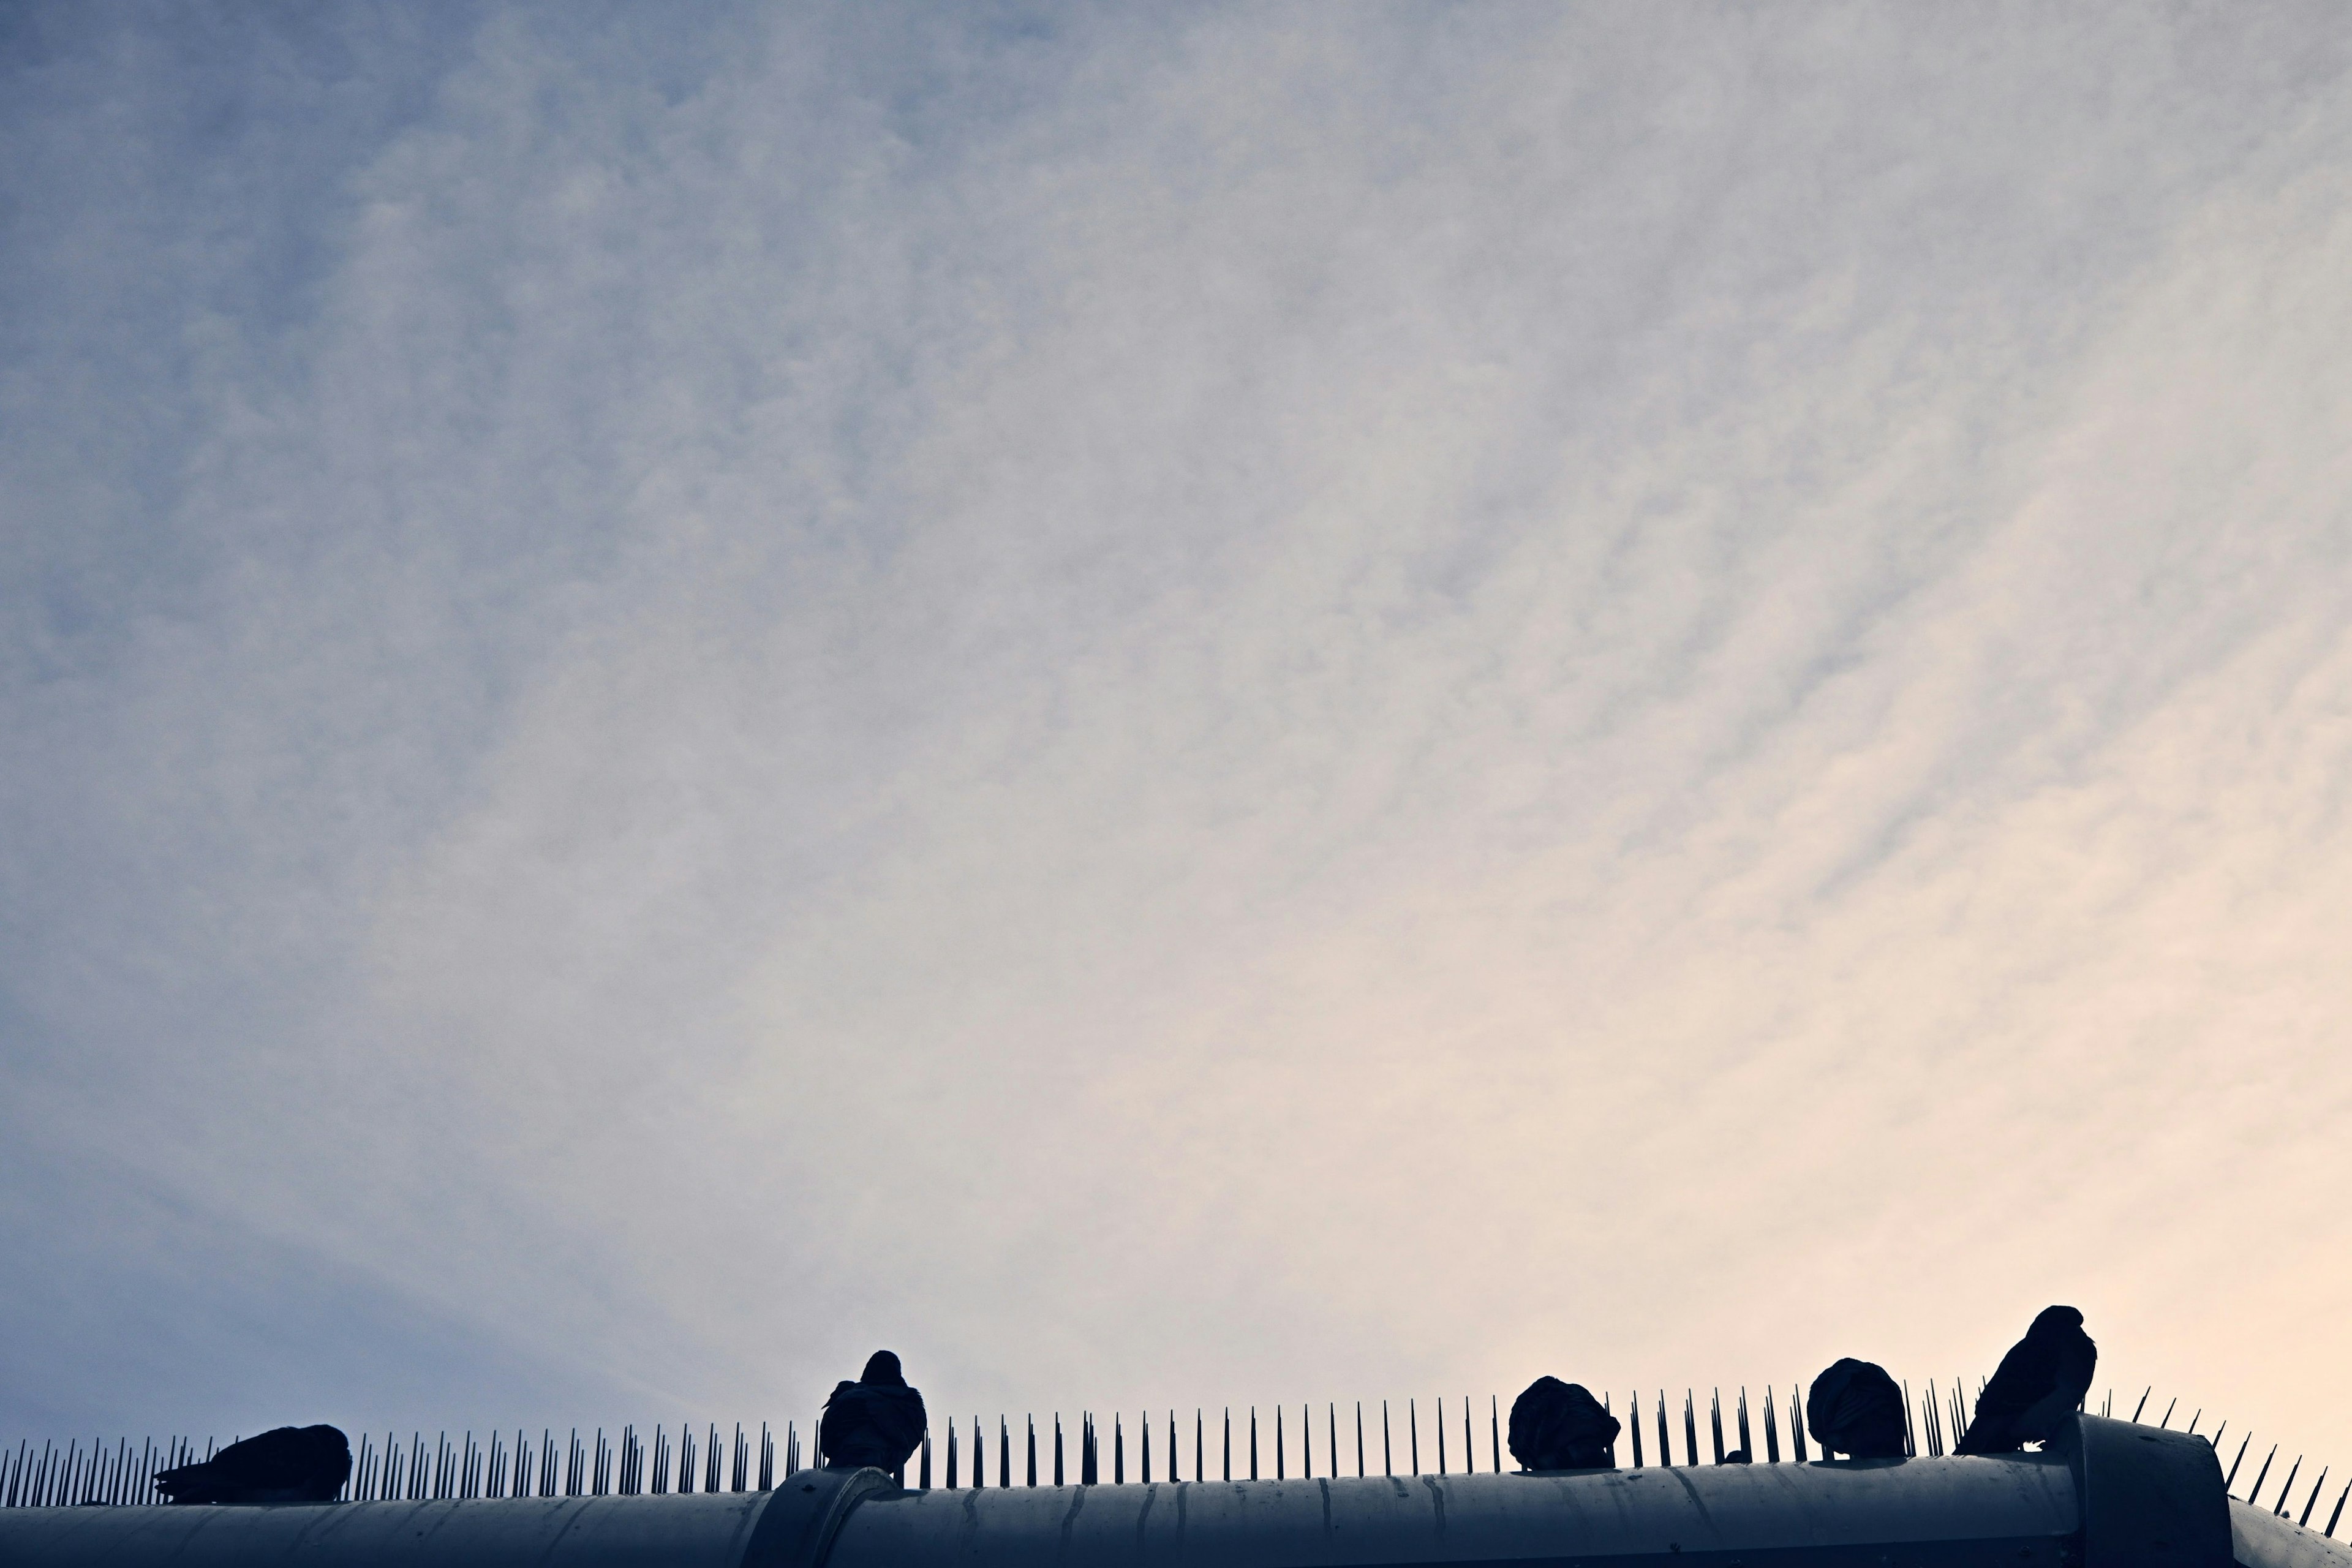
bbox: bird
[1954,1305,2097,1455]
[1806,1359,1908,1460]
[1508,1377,1620,1470]
[153,1425,352,1504]
[819,1350,929,1475]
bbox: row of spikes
[340,1422,798,1501]
[6,1385,2342,1536]
[0,1423,802,1509]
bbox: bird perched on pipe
[1806,1359,1908,1460]
[1955,1305,2098,1455]
[1509,1377,1620,1470]
[820,1351,928,1474]
[153,1425,352,1504]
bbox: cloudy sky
[5,0,2350,1491]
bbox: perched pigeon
[1806,1359,1908,1460]
[820,1351,929,1474]
[1955,1305,2097,1455]
[1508,1377,1620,1471]
[153,1425,352,1504]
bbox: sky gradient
[5,1,2351,1483]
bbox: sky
[4,0,2351,1494]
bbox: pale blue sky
[5,1,2351,1483]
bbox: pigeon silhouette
[153,1425,352,1504]
[1507,1377,1619,1470]
[1805,1359,1908,1460]
[1955,1305,2096,1455]
[820,1350,928,1474]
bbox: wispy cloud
[4,2,2350,1469]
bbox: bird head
[861,1351,907,1385]
[2028,1305,2085,1336]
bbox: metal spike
[1660,1393,1673,1469]
[2326,1477,2350,1537]
[2130,1387,2151,1423]
[2159,1398,2177,1431]
[1357,1403,1366,1479]
[2248,1444,2278,1505]
[2302,1467,2329,1528]
[1684,1392,1698,1468]
[2275,1456,2304,1517]
[2225,1433,2250,1488]
[1436,1398,1446,1476]
[1382,1401,1392,1477]
[1632,1391,1645,1468]
[1410,1399,1420,1476]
